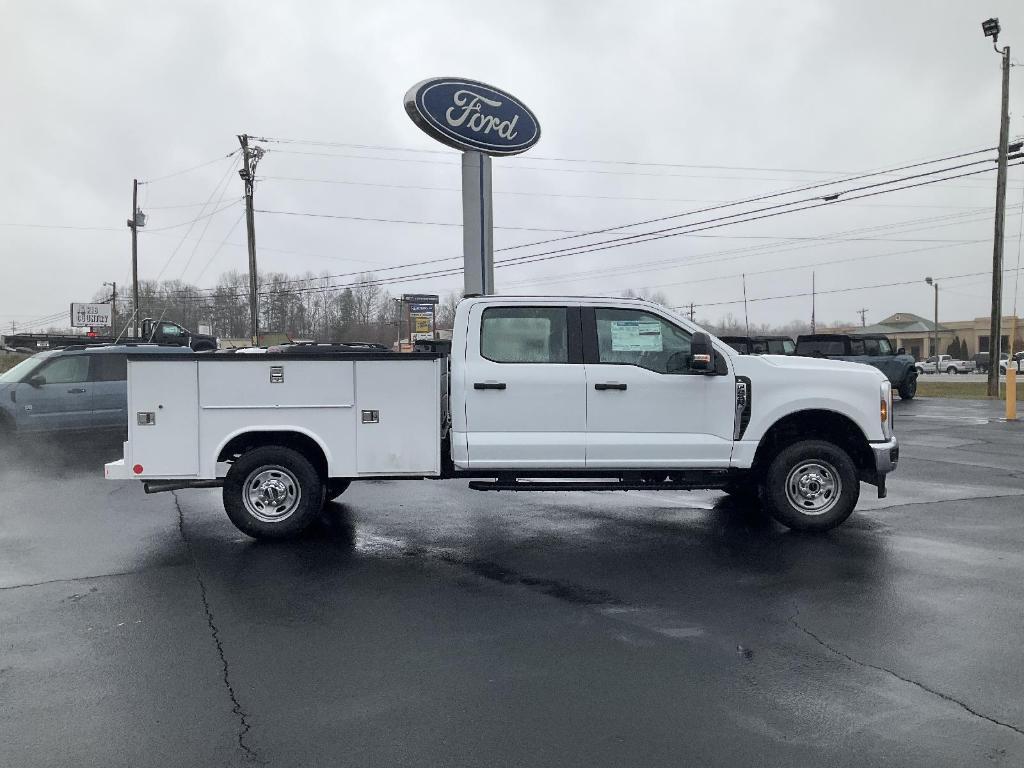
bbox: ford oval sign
[404,77,541,156]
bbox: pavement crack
[789,602,1024,738]
[173,492,261,764]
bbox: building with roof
[839,312,1023,360]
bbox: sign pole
[462,151,494,296]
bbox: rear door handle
[474,381,507,390]
[594,382,627,391]
[67,388,87,394]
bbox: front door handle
[594,382,627,391]
[67,388,87,394]
[474,382,507,390]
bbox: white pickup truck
[105,296,898,537]
[915,354,977,375]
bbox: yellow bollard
[1008,367,1018,421]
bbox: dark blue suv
[0,345,190,437]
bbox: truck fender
[211,426,334,478]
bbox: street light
[925,277,939,365]
[981,16,1012,397]
[982,17,1001,44]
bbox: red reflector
[86,331,98,338]
[132,464,144,475]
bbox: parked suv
[0,344,189,437]
[795,333,918,399]
[719,335,796,355]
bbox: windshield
[0,354,48,383]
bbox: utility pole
[811,272,816,333]
[127,178,143,337]
[689,303,695,322]
[742,274,750,336]
[926,277,939,358]
[983,19,1011,396]
[103,281,119,339]
[238,135,264,347]
[857,308,868,327]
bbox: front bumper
[868,436,899,498]
[871,436,899,474]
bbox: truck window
[36,355,89,385]
[91,354,127,382]
[724,340,748,354]
[765,339,791,354]
[159,322,184,338]
[796,340,846,355]
[594,308,691,373]
[480,307,568,363]
[850,339,866,355]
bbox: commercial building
[842,313,1023,360]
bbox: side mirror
[897,347,906,355]
[27,375,45,388]
[689,332,715,373]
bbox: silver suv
[0,345,190,437]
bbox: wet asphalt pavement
[1,397,1023,767]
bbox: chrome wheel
[785,460,841,516]
[243,465,302,523]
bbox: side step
[468,479,724,492]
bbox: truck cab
[107,297,899,539]
[140,319,217,351]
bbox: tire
[223,446,324,539]
[898,374,917,400]
[762,440,859,532]
[325,479,351,502]
[946,366,957,375]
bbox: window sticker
[609,320,663,352]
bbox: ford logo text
[404,77,541,156]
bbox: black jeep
[795,333,919,399]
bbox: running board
[468,479,724,492]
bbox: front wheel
[761,440,859,532]
[223,446,324,539]
[898,374,917,400]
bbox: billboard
[70,303,112,328]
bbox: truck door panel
[461,304,586,468]
[128,360,199,476]
[583,307,734,468]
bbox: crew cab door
[461,304,586,468]
[14,354,94,433]
[582,307,734,468]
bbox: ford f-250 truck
[105,297,898,538]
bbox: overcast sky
[3,0,1024,332]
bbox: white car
[106,296,898,538]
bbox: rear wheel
[898,373,917,400]
[946,366,958,375]
[223,446,324,539]
[762,440,859,532]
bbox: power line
[253,209,578,233]
[229,149,1004,294]
[502,207,1009,290]
[259,174,994,211]
[158,159,1014,302]
[150,155,242,281]
[257,134,999,177]
[681,267,1024,311]
[138,150,239,185]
